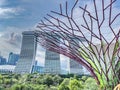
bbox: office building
[32,65,44,74]
[8,52,19,65]
[69,59,83,75]
[44,34,61,74]
[35,60,38,66]
[68,39,83,75]
[0,56,6,65]
[44,50,61,74]
[14,31,37,74]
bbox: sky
[0,0,120,71]
[0,0,76,70]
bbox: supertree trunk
[36,0,120,89]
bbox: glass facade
[0,56,6,65]
[69,39,83,75]
[69,59,83,75]
[14,31,37,74]
[0,65,15,74]
[32,65,44,74]
[44,50,61,74]
[8,52,19,65]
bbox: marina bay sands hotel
[14,31,83,74]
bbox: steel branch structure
[36,0,120,89]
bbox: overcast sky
[0,0,120,71]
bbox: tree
[53,75,63,85]
[13,74,21,80]
[58,78,70,90]
[69,79,83,90]
[36,0,120,89]
[43,75,54,87]
[83,77,99,90]
[11,84,20,90]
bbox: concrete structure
[8,52,19,65]
[14,31,37,74]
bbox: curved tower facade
[44,50,61,74]
[14,31,37,74]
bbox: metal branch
[36,0,120,88]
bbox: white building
[14,31,37,74]
[44,50,61,74]
[69,59,83,75]
[0,65,15,73]
[68,39,84,75]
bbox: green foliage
[53,75,63,85]
[13,74,21,80]
[58,84,70,90]
[115,61,120,77]
[69,79,83,90]
[11,84,20,90]
[0,86,5,90]
[0,74,101,90]
[4,79,11,85]
[81,76,88,81]
[0,74,2,79]
[48,86,58,90]
[58,78,70,90]
[43,74,54,87]
[11,84,48,90]
[83,77,100,90]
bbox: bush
[83,77,99,90]
[58,78,70,90]
[43,75,54,86]
[0,86,5,90]
[69,79,83,90]
[53,75,63,85]
[11,84,20,90]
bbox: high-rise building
[0,56,6,65]
[14,31,37,74]
[69,59,83,75]
[44,50,61,74]
[8,52,19,65]
[32,65,44,74]
[35,60,38,66]
[68,39,83,75]
[44,34,61,74]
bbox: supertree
[36,0,120,89]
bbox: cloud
[0,32,22,58]
[0,26,28,58]
[0,37,21,59]
[0,7,25,19]
[6,32,22,47]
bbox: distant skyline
[0,0,120,70]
